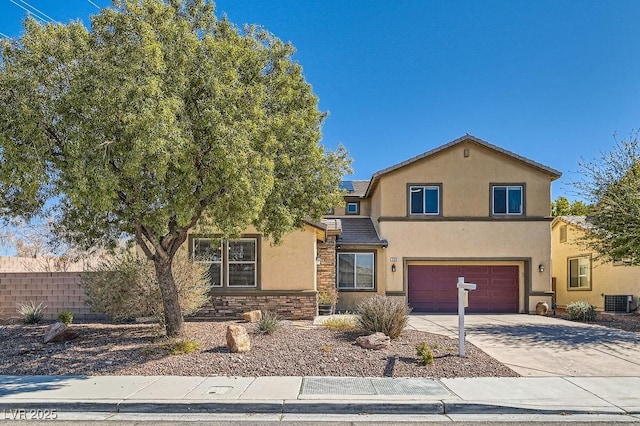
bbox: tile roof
[336,217,387,247]
[553,215,593,230]
[340,180,370,198]
[365,134,562,197]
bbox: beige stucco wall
[188,224,319,292]
[373,140,553,218]
[551,221,640,310]
[331,198,371,217]
[260,225,318,291]
[378,220,553,312]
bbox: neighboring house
[551,215,640,312]
[191,134,561,318]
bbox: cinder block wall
[0,272,101,320]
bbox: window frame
[345,201,360,215]
[226,238,258,288]
[191,235,260,289]
[192,237,223,287]
[559,225,567,243]
[408,184,442,216]
[567,255,591,290]
[491,184,525,216]
[336,251,376,290]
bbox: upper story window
[568,256,591,290]
[409,185,440,215]
[346,201,360,215]
[193,237,258,288]
[492,185,523,215]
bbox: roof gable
[365,134,562,197]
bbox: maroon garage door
[408,265,519,313]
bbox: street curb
[442,402,627,415]
[0,400,635,416]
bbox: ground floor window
[337,252,375,289]
[568,256,591,290]
[193,237,258,287]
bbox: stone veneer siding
[192,291,317,320]
[316,235,336,293]
[0,272,104,321]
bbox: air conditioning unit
[604,295,633,313]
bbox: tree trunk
[154,256,184,337]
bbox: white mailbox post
[457,276,477,357]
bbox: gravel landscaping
[0,319,518,378]
[556,310,640,333]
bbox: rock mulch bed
[0,320,519,378]
[556,310,640,333]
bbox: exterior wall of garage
[378,220,553,313]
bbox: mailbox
[457,277,477,357]
[457,281,477,291]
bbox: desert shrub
[317,286,338,305]
[566,301,597,322]
[17,300,46,324]
[258,310,279,334]
[57,310,74,325]
[167,339,200,355]
[416,342,434,365]
[356,295,412,339]
[81,250,210,324]
[322,316,358,331]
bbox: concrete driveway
[407,314,640,377]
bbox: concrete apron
[407,313,640,376]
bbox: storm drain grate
[301,377,376,395]
[301,377,450,396]
[371,378,449,396]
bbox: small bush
[320,345,332,352]
[57,310,74,325]
[258,310,279,334]
[17,301,46,324]
[317,287,338,305]
[167,339,200,355]
[416,342,434,365]
[356,296,412,339]
[322,316,358,331]
[81,250,210,324]
[566,301,597,322]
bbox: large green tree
[574,133,640,265]
[0,0,350,336]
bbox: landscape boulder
[226,325,251,353]
[355,332,390,350]
[44,321,80,344]
[241,310,262,323]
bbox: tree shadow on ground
[466,323,640,350]
[0,376,89,397]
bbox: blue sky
[2,0,640,200]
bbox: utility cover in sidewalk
[208,386,233,395]
[301,377,450,397]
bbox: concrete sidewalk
[1,375,640,418]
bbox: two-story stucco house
[191,134,561,318]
